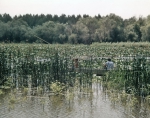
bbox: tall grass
[105,55,150,97]
[0,43,150,96]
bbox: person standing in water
[104,58,114,70]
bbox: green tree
[0,21,8,42]
[73,21,89,44]
[54,23,66,43]
[124,24,138,42]
[110,26,125,42]
[59,14,67,23]
[1,13,12,23]
[34,21,56,43]
[78,17,98,44]
[133,24,142,41]
[68,34,77,44]
[141,24,150,41]
[21,14,35,27]
[9,19,29,42]
[97,18,114,42]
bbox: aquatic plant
[50,81,66,95]
[0,89,4,95]
[0,43,150,97]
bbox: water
[0,83,150,118]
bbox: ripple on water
[0,83,150,118]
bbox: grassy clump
[0,89,4,95]
[103,56,150,97]
[50,81,66,95]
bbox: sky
[0,0,150,19]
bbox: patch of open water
[0,83,150,118]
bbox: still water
[0,83,150,118]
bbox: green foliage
[68,34,77,44]
[0,89,4,95]
[104,56,150,97]
[0,13,150,43]
[3,77,13,89]
[50,81,66,95]
[1,43,150,97]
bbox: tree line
[0,13,150,44]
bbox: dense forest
[0,13,150,44]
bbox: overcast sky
[0,0,150,19]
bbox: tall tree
[124,24,138,42]
[34,21,56,43]
[2,13,12,23]
[0,21,8,42]
[78,17,99,43]
[8,19,29,42]
[74,21,89,44]
[59,14,67,23]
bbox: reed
[0,43,150,96]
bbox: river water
[0,83,150,118]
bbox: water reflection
[0,83,150,118]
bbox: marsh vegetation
[1,42,150,118]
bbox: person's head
[108,58,111,61]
